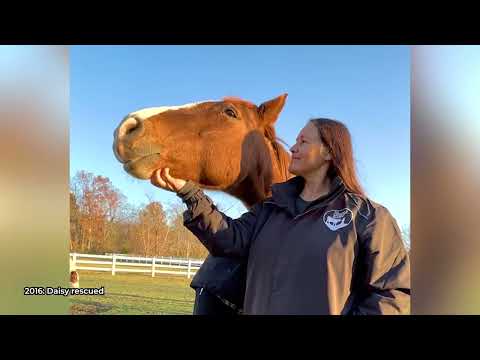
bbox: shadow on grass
[69,293,194,315]
[106,292,193,304]
[70,300,113,315]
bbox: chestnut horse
[113,94,292,313]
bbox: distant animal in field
[70,270,79,288]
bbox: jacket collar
[270,174,346,215]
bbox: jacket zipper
[263,200,324,309]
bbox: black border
[4,4,480,45]
[2,29,480,45]
[3,315,480,346]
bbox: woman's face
[288,122,331,177]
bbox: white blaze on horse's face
[128,100,215,121]
[113,100,216,166]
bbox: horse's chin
[123,154,163,180]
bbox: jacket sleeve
[351,206,411,315]
[177,181,262,258]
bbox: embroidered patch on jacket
[323,208,353,231]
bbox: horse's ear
[258,93,288,126]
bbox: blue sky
[70,45,410,229]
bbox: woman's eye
[225,108,237,118]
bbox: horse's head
[113,94,291,206]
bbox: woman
[151,118,411,315]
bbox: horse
[113,94,292,314]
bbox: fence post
[112,254,116,276]
[152,257,156,277]
[187,259,191,279]
[71,253,77,271]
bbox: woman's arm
[151,168,260,258]
[178,181,261,258]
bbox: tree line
[70,170,209,259]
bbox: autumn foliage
[70,170,208,259]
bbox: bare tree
[137,201,169,257]
[70,170,126,253]
[69,192,81,251]
[166,201,209,259]
[70,170,210,259]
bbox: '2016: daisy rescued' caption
[24,287,105,296]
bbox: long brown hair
[310,118,365,196]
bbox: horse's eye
[224,108,237,118]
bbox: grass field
[69,271,196,315]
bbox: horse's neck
[226,178,265,209]
[226,140,291,209]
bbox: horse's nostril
[126,125,135,135]
[118,117,143,138]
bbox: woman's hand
[150,168,187,193]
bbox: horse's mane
[264,125,292,182]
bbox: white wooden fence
[69,253,204,279]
